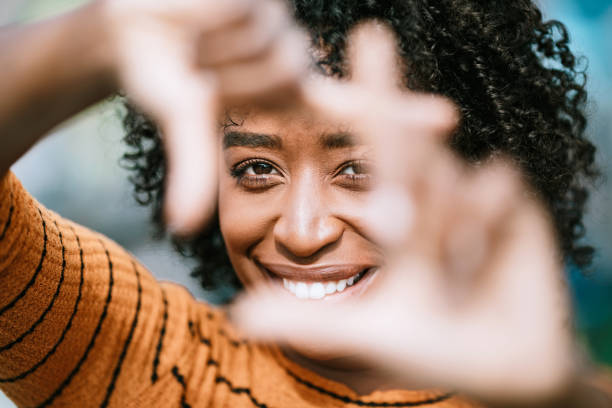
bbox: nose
[273,174,344,259]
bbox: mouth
[256,262,378,300]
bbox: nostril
[273,216,345,260]
[273,239,330,262]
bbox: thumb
[229,288,381,354]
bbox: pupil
[253,163,272,175]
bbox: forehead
[222,106,359,151]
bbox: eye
[339,161,369,176]
[243,162,279,176]
[230,159,283,190]
[335,160,372,190]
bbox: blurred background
[0,0,611,406]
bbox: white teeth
[295,282,309,299]
[281,271,366,299]
[309,283,325,299]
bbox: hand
[102,0,309,235]
[231,23,575,405]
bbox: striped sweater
[0,171,576,407]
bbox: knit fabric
[0,171,595,407]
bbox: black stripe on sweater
[0,190,13,241]
[215,376,268,408]
[0,221,66,353]
[5,227,85,385]
[0,208,46,317]
[285,368,454,407]
[194,320,211,347]
[151,287,168,384]
[218,328,246,347]
[100,259,142,408]
[35,239,115,408]
[171,366,192,408]
[0,219,66,382]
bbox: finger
[484,186,561,298]
[197,0,289,67]
[347,21,402,92]
[358,127,457,254]
[394,94,459,141]
[461,159,524,233]
[346,21,458,143]
[302,71,458,134]
[467,201,572,402]
[215,27,310,104]
[299,77,369,125]
[298,21,402,127]
[409,158,522,303]
[161,88,219,236]
[113,0,256,31]
[414,150,461,249]
[362,185,417,249]
[230,288,375,354]
[301,21,403,148]
[120,27,221,235]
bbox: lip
[256,261,376,282]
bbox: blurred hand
[231,23,575,405]
[102,0,308,235]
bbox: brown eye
[335,160,372,191]
[247,162,277,175]
[339,161,370,176]
[230,159,283,190]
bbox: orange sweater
[0,171,572,407]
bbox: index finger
[348,21,402,93]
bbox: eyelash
[230,159,283,190]
[334,160,372,190]
[230,159,372,190]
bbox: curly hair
[121,0,598,302]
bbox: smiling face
[219,106,383,295]
[218,106,384,359]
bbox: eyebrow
[320,132,357,149]
[223,131,282,149]
[222,130,359,150]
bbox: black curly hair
[121,0,598,302]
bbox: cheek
[217,175,280,263]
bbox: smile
[282,268,369,299]
[256,262,377,300]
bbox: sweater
[0,171,597,407]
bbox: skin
[219,106,384,358]
[229,25,611,407]
[0,3,609,407]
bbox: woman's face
[218,106,384,357]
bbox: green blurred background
[0,0,611,406]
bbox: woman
[0,0,608,407]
